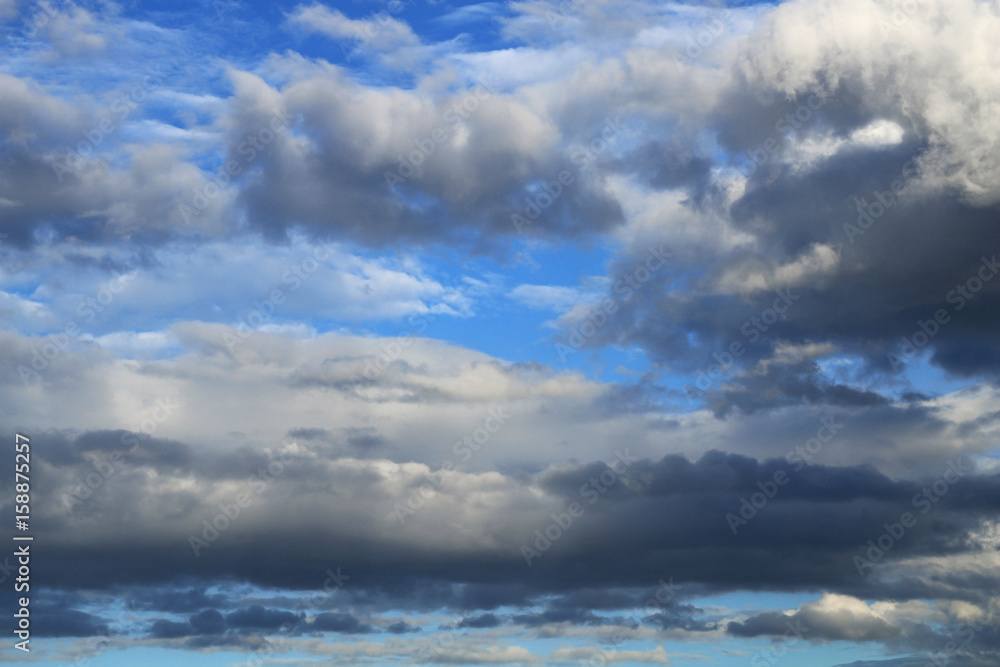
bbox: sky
[1,0,1000,665]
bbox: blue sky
[2,0,1000,665]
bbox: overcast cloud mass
[2,0,1000,665]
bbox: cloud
[423,644,538,664]
[458,612,503,629]
[286,3,422,64]
[226,605,302,630]
[548,645,669,664]
[132,588,230,613]
[33,608,110,638]
[714,243,841,296]
[738,0,1000,203]
[386,620,422,633]
[729,593,901,641]
[3,0,999,663]
[309,611,375,634]
[150,618,194,639]
[218,63,622,248]
[436,3,503,26]
[0,236,481,343]
[36,3,109,59]
[472,0,1000,389]
[189,609,227,635]
[9,402,999,610]
[703,348,891,417]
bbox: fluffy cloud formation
[2,0,999,665]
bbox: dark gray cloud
[147,608,229,639]
[287,427,330,441]
[645,606,712,631]
[457,613,502,629]
[222,70,627,252]
[511,608,607,627]
[309,612,375,634]
[189,609,227,635]
[130,587,230,613]
[386,620,422,634]
[225,605,302,630]
[728,608,897,642]
[150,619,194,639]
[33,608,110,638]
[13,429,998,612]
[705,357,892,417]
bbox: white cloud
[0,236,483,337]
[285,3,427,71]
[715,243,841,295]
[739,0,1000,203]
[38,3,109,59]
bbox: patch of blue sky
[694,588,824,615]
[676,636,889,667]
[14,642,251,667]
[884,350,978,399]
[817,351,974,402]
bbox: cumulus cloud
[729,593,901,641]
[3,0,1000,663]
